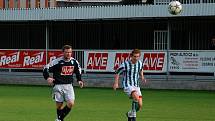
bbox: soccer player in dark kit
[43,45,84,121]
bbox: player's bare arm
[140,69,147,83]
[113,74,120,90]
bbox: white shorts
[124,86,142,98]
[52,84,75,102]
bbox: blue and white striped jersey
[115,60,143,88]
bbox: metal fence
[154,30,168,50]
[73,50,85,69]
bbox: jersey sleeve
[115,62,125,75]
[43,59,57,80]
[74,59,82,82]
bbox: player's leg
[124,87,133,121]
[125,87,139,121]
[131,87,143,121]
[131,88,142,112]
[131,96,142,121]
[61,84,75,120]
[130,91,140,121]
[131,95,142,112]
[56,102,64,121]
[61,100,74,119]
[53,85,65,121]
[126,111,133,121]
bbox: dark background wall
[0,17,214,50]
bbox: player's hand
[47,77,54,86]
[113,83,119,90]
[142,78,147,84]
[78,81,84,88]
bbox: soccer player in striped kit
[43,45,84,121]
[113,49,146,121]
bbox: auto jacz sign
[169,51,215,72]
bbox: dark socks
[131,117,136,121]
[57,109,63,120]
[131,101,138,121]
[57,106,71,120]
[128,117,132,121]
[132,101,140,112]
[61,105,71,119]
[128,116,136,121]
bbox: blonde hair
[130,49,141,56]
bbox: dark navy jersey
[115,60,143,88]
[43,57,82,84]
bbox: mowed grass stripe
[0,85,214,121]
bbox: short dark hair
[130,49,141,56]
[62,45,72,51]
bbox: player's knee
[56,106,62,110]
[56,102,64,109]
[67,101,74,108]
[131,91,139,100]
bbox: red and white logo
[143,53,165,71]
[48,51,63,63]
[61,66,74,75]
[0,52,20,66]
[23,52,44,67]
[114,53,130,70]
[87,53,108,70]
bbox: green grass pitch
[0,85,215,121]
